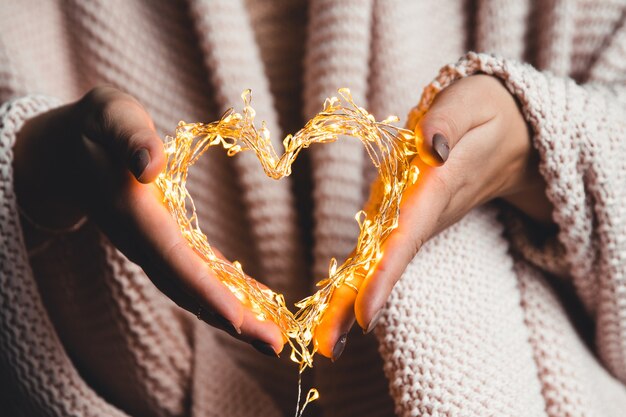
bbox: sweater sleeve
[413,52,626,381]
[0,95,131,415]
[1,94,282,417]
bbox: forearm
[421,51,626,381]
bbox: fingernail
[130,148,150,179]
[251,340,279,358]
[209,313,241,334]
[432,133,449,163]
[332,333,348,362]
[365,310,383,334]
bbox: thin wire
[155,88,418,412]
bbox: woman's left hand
[315,74,554,360]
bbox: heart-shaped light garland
[156,89,418,414]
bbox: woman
[1,0,625,416]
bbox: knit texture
[1,0,625,416]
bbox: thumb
[355,158,449,331]
[79,86,166,183]
[413,76,494,167]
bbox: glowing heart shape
[156,89,418,370]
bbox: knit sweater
[0,0,625,416]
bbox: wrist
[13,103,86,235]
[501,147,553,224]
[487,77,553,225]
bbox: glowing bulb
[154,88,418,415]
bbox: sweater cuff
[0,95,62,149]
[1,95,63,250]
[410,52,582,276]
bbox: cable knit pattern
[377,207,546,417]
[30,225,192,417]
[412,51,626,383]
[0,1,625,416]
[515,261,626,417]
[304,0,373,280]
[189,0,306,296]
[0,96,128,416]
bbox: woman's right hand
[13,86,283,357]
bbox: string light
[155,88,418,415]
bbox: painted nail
[199,309,241,335]
[251,340,279,358]
[214,313,241,335]
[365,310,383,334]
[332,333,348,362]
[432,133,449,163]
[130,148,150,179]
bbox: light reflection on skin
[155,88,419,415]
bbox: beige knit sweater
[1,0,625,416]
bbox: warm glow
[155,88,418,415]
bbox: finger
[79,86,166,183]
[413,75,496,166]
[355,158,451,331]
[199,305,285,357]
[201,254,286,355]
[239,308,285,356]
[94,181,282,347]
[314,280,360,360]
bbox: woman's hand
[13,86,284,356]
[315,75,554,360]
